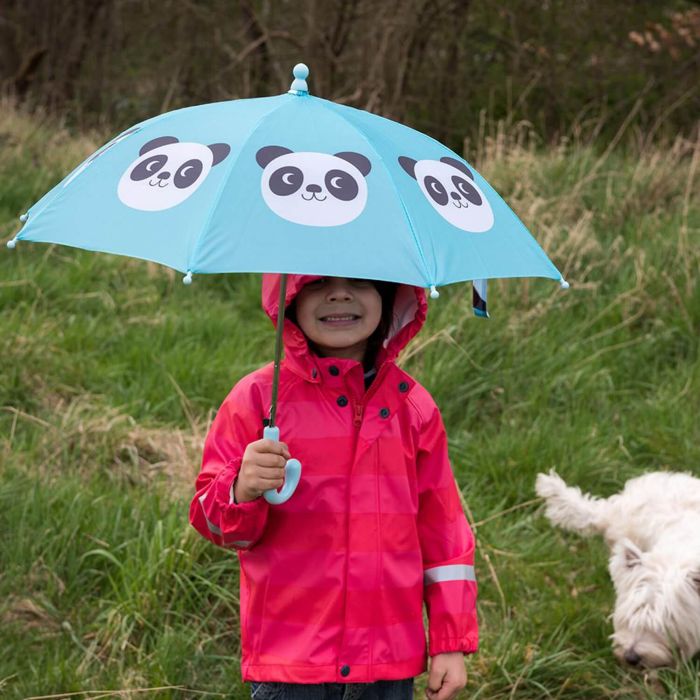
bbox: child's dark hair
[286,279,397,370]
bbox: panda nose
[450,191,461,200]
[157,171,171,180]
[306,184,322,193]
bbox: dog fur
[535,470,700,668]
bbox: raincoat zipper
[353,403,364,427]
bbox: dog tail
[535,469,606,535]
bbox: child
[190,275,478,700]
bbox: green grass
[1,100,699,699]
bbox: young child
[190,274,478,700]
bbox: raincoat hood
[261,274,427,381]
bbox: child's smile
[295,277,382,361]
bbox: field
[1,101,699,699]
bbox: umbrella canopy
[8,64,567,297]
[7,64,569,504]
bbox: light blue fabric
[15,85,563,291]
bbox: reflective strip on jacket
[189,274,478,683]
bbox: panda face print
[399,156,494,233]
[118,136,230,211]
[257,146,371,227]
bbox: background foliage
[1,0,699,151]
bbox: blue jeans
[249,679,414,700]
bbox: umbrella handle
[262,426,302,504]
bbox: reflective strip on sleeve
[198,492,223,536]
[424,564,476,585]
[199,492,251,548]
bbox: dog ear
[623,539,642,568]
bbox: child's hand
[426,652,467,700]
[235,439,292,502]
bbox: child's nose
[326,280,353,301]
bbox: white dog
[535,470,700,668]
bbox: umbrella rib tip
[183,271,193,285]
[559,278,570,289]
[429,285,440,299]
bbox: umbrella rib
[186,96,293,274]
[318,100,434,288]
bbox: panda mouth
[301,193,327,202]
[451,199,468,209]
[149,178,169,188]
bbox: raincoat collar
[261,274,427,382]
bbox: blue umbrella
[7,63,568,503]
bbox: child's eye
[349,278,372,288]
[306,277,327,288]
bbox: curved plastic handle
[262,426,302,504]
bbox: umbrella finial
[288,63,310,95]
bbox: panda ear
[398,156,418,179]
[440,156,474,179]
[139,136,179,156]
[256,146,293,168]
[208,143,231,166]
[334,152,371,177]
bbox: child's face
[294,277,382,362]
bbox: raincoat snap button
[329,365,340,376]
[399,381,409,392]
[340,665,350,676]
[380,407,390,418]
[337,395,348,407]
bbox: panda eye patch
[270,166,303,196]
[424,175,449,206]
[131,154,167,181]
[452,176,482,205]
[174,159,203,189]
[325,169,358,201]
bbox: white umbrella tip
[19,213,28,222]
[559,278,570,289]
[6,238,17,249]
[429,285,440,299]
[289,64,310,94]
[183,271,193,285]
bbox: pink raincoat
[189,274,478,683]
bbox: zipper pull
[353,403,364,427]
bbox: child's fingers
[254,452,288,468]
[257,468,286,482]
[255,439,291,459]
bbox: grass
[1,98,699,699]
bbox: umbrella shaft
[269,273,287,428]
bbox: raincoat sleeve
[415,399,478,656]
[189,375,271,551]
